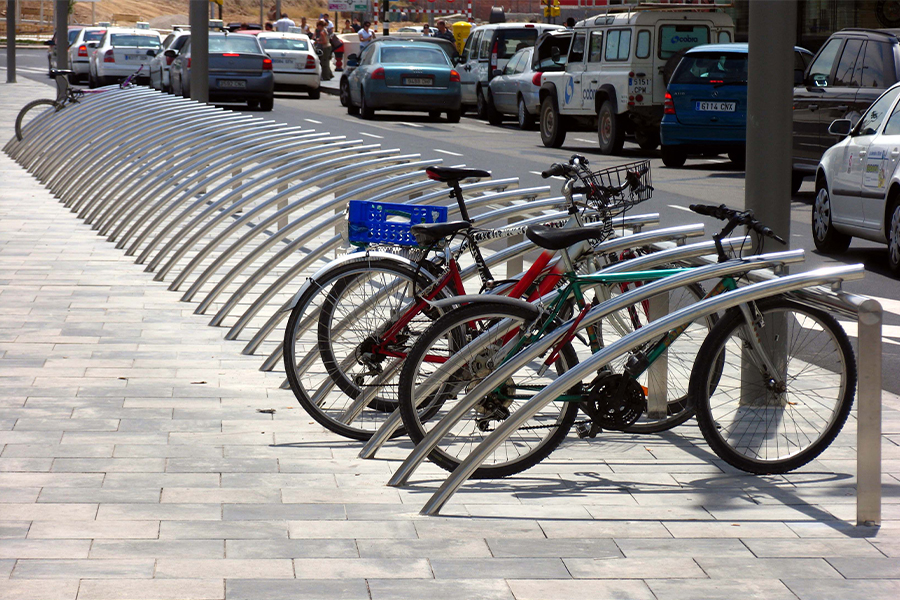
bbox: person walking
[298,17,311,36]
[351,17,362,33]
[358,21,375,52]
[434,20,455,43]
[274,13,295,32]
[315,20,334,81]
[322,13,335,34]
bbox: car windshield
[670,52,747,84]
[84,30,105,42]
[498,30,538,60]
[209,36,261,54]
[260,38,309,51]
[380,46,449,65]
[110,34,161,48]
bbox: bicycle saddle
[411,220,471,246]
[50,69,74,77]
[526,224,608,251]
[426,166,491,183]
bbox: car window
[670,52,746,84]
[605,29,631,61]
[479,30,493,59]
[360,45,376,65]
[208,36,262,54]
[882,96,900,135]
[260,37,309,51]
[518,49,532,73]
[497,30,538,60]
[833,39,864,87]
[858,41,892,88]
[162,34,174,48]
[84,30,105,43]
[807,38,842,87]
[110,34,161,48]
[504,53,521,74]
[462,30,481,62]
[68,30,80,45]
[658,25,709,59]
[718,31,732,43]
[569,32,586,63]
[172,36,189,50]
[588,31,603,62]
[380,46,450,66]
[535,32,572,72]
[794,50,811,71]
[857,86,900,135]
[635,30,650,59]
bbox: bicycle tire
[15,99,63,142]
[690,297,856,474]
[283,257,451,441]
[398,302,580,479]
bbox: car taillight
[371,67,385,80]
[223,53,240,57]
[103,49,115,63]
[305,55,316,69]
[166,54,175,66]
[532,72,542,86]
[664,92,675,115]
[262,57,273,71]
[78,45,87,57]
[490,39,498,72]
[186,57,191,68]
[449,69,460,82]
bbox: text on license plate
[218,80,247,89]
[123,55,139,61]
[271,58,290,63]
[404,77,432,86]
[695,101,735,112]
[629,77,651,87]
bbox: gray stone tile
[0,473,103,488]
[358,538,491,559]
[696,557,843,579]
[77,579,224,600]
[368,578,514,600]
[871,539,900,557]
[0,488,40,503]
[13,419,119,431]
[614,538,754,558]
[0,457,54,471]
[415,519,546,539]
[564,557,706,579]
[10,558,155,578]
[221,473,336,488]
[164,489,283,504]
[540,520,672,539]
[114,445,224,458]
[744,538,884,558]
[506,579,656,600]
[282,487,402,504]
[37,487,162,503]
[159,521,288,540]
[223,503,345,520]
[225,539,357,559]
[783,579,900,600]
[26,521,159,539]
[292,558,432,579]
[827,557,900,578]
[664,521,799,538]
[0,580,79,600]
[647,579,799,600]
[0,444,114,458]
[51,458,166,472]
[0,540,91,559]
[287,520,417,539]
[0,558,14,577]
[0,503,98,521]
[432,557,570,579]
[90,540,225,558]
[96,503,223,521]
[0,522,31,539]
[487,538,621,559]
[226,579,369,600]
[102,473,221,488]
[156,558,294,579]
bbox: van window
[461,30,479,61]
[605,29,632,61]
[497,29,539,60]
[535,32,572,72]
[635,30,650,58]
[718,31,732,43]
[588,31,603,62]
[806,38,842,87]
[479,31,492,59]
[658,25,709,59]
[569,32,586,63]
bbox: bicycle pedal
[575,422,601,439]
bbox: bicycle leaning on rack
[14,65,144,142]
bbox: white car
[88,27,161,88]
[257,31,321,98]
[815,82,900,274]
[150,31,190,92]
[66,27,107,83]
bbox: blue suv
[660,43,812,168]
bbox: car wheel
[88,69,97,89]
[597,100,625,155]
[360,88,374,120]
[889,199,900,275]
[728,150,746,169]
[635,129,660,152]
[486,91,502,126]
[67,72,78,84]
[309,87,321,100]
[476,86,488,120]
[247,100,260,109]
[540,96,566,148]
[428,110,442,122]
[812,175,851,254]
[260,96,274,111]
[517,96,535,130]
[339,79,350,106]
[791,171,805,195]
[446,109,461,124]
[661,145,687,168]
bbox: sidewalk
[1,78,899,600]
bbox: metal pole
[6,0,16,83]
[383,0,388,37]
[54,0,67,70]
[92,2,95,25]
[857,298,883,526]
[276,0,282,19]
[260,0,264,28]
[189,0,209,103]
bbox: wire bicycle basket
[579,160,653,218]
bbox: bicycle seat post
[449,180,471,222]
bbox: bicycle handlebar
[689,203,786,244]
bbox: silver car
[486,47,541,130]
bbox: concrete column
[189,0,209,103]
[55,0,67,70]
[6,0,16,83]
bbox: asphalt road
[5,48,900,394]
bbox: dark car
[170,33,275,110]
[793,28,900,193]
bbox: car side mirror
[828,118,853,136]
[347,54,359,68]
[550,46,560,63]
[809,73,828,88]
[164,49,177,58]
[147,49,158,56]
[87,41,98,49]
[492,69,502,77]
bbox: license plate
[218,80,247,89]
[696,101,736,112]
[404,77,432,86]
[124,54,138,61]
[629,77,651,87]
[271,58,289,64]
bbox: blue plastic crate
[347,200,448,247]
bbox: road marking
[359,132,383,139]
[433,149,462,157]
[668,204,694,213]
[304,118,322,124]
[400,122,424,128]
[574,138,595,144]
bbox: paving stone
[37,487,162,503]
[97,503,223,521]
[563,557,706,579]
[414,519,546,539]
[663,521,799,538]
[506,579,656,600]
[0,580,79,600]
[159,521,289,540]
[0,523,31,539]
[225,539,357,559]
[102,473,221,488]
[10,558,155,579]
[77,579,224,600]
[292,558,432,579]
[0,457,54,471]
[0,488,40,503]
[0,540,91,559]
[647,579,799,600]
[743,538,884,558]
[26,521,159,539]
[540,520,672,539]
[90,540,225,558]
[164,488,283,505]
[826,557,900,578]
[281,487,402,504]
[695,557,843,579]
[223,503,345,520]
[783,579,900,600]
[225,579,369,600]
[358,538,491,559]
[165,458,279,473]
[156,558,294,579]
[0,444,114,458]
[0,473,103,488]
[113,445,225,458]
[287,520,417,539]
[486,538,621,558]
[613,538,754,558]
[432,557,570,579]
[368,578,514,600]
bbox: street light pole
[6,0,16,83]
[55,0,68,70]
[382,0,388,37]
[189,0,209,103]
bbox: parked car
[814,82,900,274]
[46,26,83,76]
[457,22,562,118]
[793,28,900,194]
[65,27,107,83]
[345,40,461,122]
[486,46,542,129]
[257,31,321,98]
[88,28,160,87]
[171,33,275,111]
[150,31,190,92]
[660,43,813,168]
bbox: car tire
[248,100,260,109]
[635,129,660,152]
[540,96,566,148]
[67,72,79,85]
[446,109,461,124]
[88,69,97,89]
[661,145,687,168]
[360,89,374,120]
[260,96,274,111]
[486,91,502,126]
[728,149,746,169]
[428,110,442,122]
[791,171,805,195]
[339,79,350,106]
[476,86,488,120]
[309,87,321,100]
[888,198,900,275]
[812,174,851,254]
[517,96,535,130]
[597,100,625,155]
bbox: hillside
[71,1,330,27]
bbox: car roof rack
[601,1,732,13]
[839,27,900,39]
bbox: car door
[858,88,900,230]
[491,52,519,113]
[794,38,843,169]
[350,44,375,104]
[562,31,587,113]
[853,40,896,120]
[459,29,482,105]
[819,37,865,151]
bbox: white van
[457,22,563,118]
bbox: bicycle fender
[281,250,440,312]
[427,295,537,312]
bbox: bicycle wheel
[690,297,856,474]
[398,302,580,479]
[15,99,63,142]
[283,256,451,441]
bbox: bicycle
[395,203,854,478]
[15,65,144,142]
[282,157,653,442]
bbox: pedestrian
[422,24,432,37]
[342,19,354,34]
[565,17,576,29]
[299,16,311,36]
[322,13,335,34]
[315,20,334,81]
[274,13,295,32]
[351,17,361,33]
[433,20,455,43]
[358,21,375,52]
[264,21,274,31]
